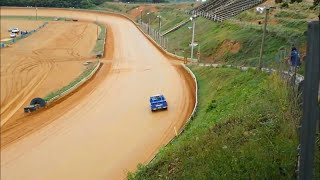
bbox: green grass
[237,11,265,21]
[144,5,308,67]
[93,2,139,14]
[141,10,190,33]
[1,15,56,21]
[165,17,300,67]
[102,3,122,12]
[315,134,320,179]
[91,22,106,55]
[128,67,302,179]
[43,61,99,101]
[276,11,308,19]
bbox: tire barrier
[30,97,47,107]
[24,61,101,113]
[24,98,47,113]
[0,22,48,49]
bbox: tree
[0,0,107,8]
[290,0,302,3]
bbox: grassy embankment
[156,2,315,68]
[94,2,318,70]
[128,66,304,179]
[91,22,106,56]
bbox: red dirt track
[0,8,195,180]
[0,20,99,126]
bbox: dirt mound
[212,39,241,62]
[129,5,159,18]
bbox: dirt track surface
[0,20,98,126]
[0,8,195,180]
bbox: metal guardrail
[161,18,191,36]
[196,62,305,84]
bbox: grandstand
[188,0,266,22]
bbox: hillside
[128,66,307,179]
[94,1,318,68]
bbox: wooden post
[167,38,169,50]
[298,21,320,180]
[140,10,142,25]
[258,8,270,69]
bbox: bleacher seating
[187,0,266,22]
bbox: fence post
[167,38,169,50]
[298,21,320,180]
[258,8,270,69]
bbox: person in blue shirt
[289,47,301,73]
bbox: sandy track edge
[46,60,101,106]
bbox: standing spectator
[288,47,301,73]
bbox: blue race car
[150,94,168,111]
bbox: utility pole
[156,15,162,45]
[190,16,196,60]
[258,7,270,69]
[157,15,162,34]
[298,21,319,180]
[147,12,150,34]
[148,17,151,34]
[140,10,143,25]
